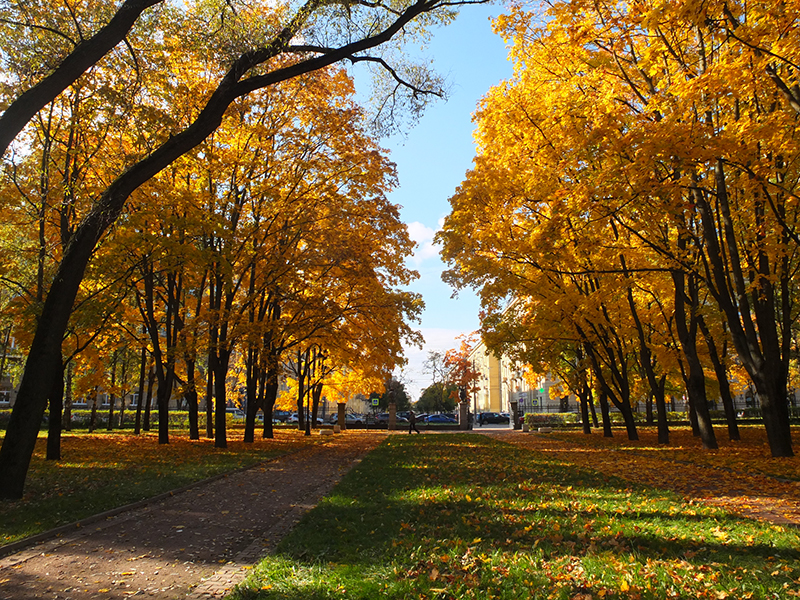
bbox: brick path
[0,432,385,600]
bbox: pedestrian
[409,410,420,434]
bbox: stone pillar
[510,400,520,430]
[459,401,469,430]
[337,402,347,431]
[388,402,397,431]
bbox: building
[468,337,574,416]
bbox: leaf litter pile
[231,432,800,600]
[504,426,800,526]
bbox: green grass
[229,434,800,600]
[0,428,313,546]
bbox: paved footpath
[0,432,385,600]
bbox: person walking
[409,410,420,434]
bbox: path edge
[0,444,314,560]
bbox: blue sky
[380,4,514,400]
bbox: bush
[524,412,579,428]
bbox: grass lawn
[229,433,800,600]
[0,427,316,546]
[542,425,800,482]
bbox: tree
[0,0,164,155]
[380,376,411,411]
[442,333,479,403]
[416,381,457,414]
[439,0,799,456]
[0,0,480,498]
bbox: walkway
[0,432,385,600]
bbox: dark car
[272,410,293,423]
[425,414,457,424]
[478,412,510,424]
[374,413,409,424]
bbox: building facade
[468,338,572,416]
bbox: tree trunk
[143,365,155,431]
[616,397,638,441]
[262,368,279,439]
[620,254,667,442]
[579,380,591,435]
[587,353,637,440]
[654,375,669,445]
[107,393,115,431]
[693,168,792,456]
[750,368,793,456]
[243,347,259,444]
[213,349,231,449]
[698,317,740,441]
[672,268,717,450]
[185,358,200,440]
[107,357,117,431]
[62,362,73,433]
[580,333,637,440]
[118,359,127,428]
[157,377,171,445]
[134,347,146,435]
[688,395,699,436]
[205,350,215,439]
[598,388,613,438]
[296,350,307,433]
[89,390,98,433]
[46,364,64,461]
[311,383,323,429]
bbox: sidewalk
[0,432,385,600]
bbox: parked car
[478,412,509,425]
[272,410,292,423]
[425,414,457,424]
[287,412,323,424]
[374,413,409,423]
[330,413,364,425]
[226,407,245,419]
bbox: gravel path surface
[0,432,386,600]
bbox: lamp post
[471,359,478,422]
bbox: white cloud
[406,221,440,267]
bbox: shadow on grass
[229,434,800,600]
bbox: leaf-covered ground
[229,433,800,600]
[0,428,317,546]
[504,426,800,527]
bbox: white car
[287,413,323,424]
[330,413,363,425]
